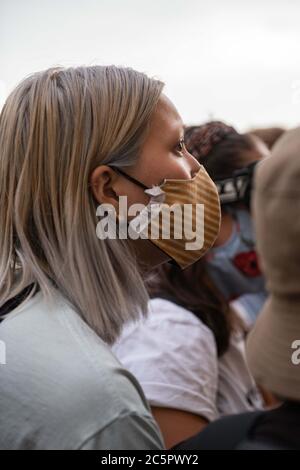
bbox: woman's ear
[90,165,119,208]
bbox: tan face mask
[113,165,221,269]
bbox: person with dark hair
[174,127,300,450]
[113,121,269,448]
[185,121,270,328]
[184,121,268,179]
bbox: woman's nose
[186,150,201,178]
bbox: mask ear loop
[110,167,149,191]
[110,167,183,267]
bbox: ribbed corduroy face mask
[112,165,221,269]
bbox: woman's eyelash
[175,138,185,155]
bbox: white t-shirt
[113,298,263,423]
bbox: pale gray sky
[1,0,300,130]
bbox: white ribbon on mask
[129,185,165,235]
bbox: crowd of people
[0,65,298,450]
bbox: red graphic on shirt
[232,250,261,277]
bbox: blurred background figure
[175,127,300,450]
[185,121,269,329]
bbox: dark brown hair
[146,262,232,356]
[185,121,261,180]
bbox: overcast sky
[1,0,300,130]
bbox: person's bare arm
[151,406,208,449]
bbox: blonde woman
[0,66,221,450]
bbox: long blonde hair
[0,65,164,343]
